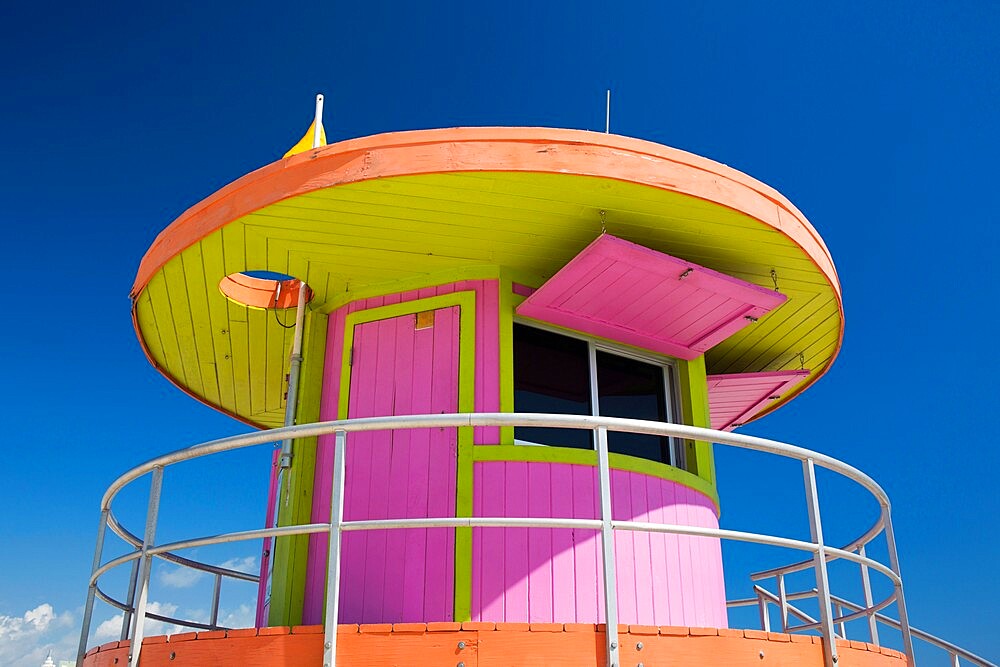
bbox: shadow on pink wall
[472,461,726,627]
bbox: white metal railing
[76,414,996,667]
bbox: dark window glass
[513,324,592,448]
[596,351,671,463]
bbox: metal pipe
[751,585,820,630]
[821,590,897,625]
[882,511,916,663]
[279,280,309,469]
[757,591,771,632]
[312,94,325,149]
[738,585,898,631]
[323,430,348,667]
[858,544,879,645]
[777,573,789,632]
[210,573,222,628]
[616,520,901,582]
[147,524,331,557]
[130,466,164,667]
[833,602,846,639]
[89,552,142,586]
[343,516,603,531]
[728,588,817,608]
[605,89,611,133]
[596,427,620,667]
[120,557,140,641]
[829,595,995,667]
[140,611,224,632]
[76,509,109,665]
[803,458,837,667]
[744,586,997,667]
[98,414,895,517]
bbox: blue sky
[1,1,997,664]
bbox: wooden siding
[471,461,726,627]
[517,235,786,360]
[134,168,840,428]
[303,281,500,624]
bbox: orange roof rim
[131,126,841,301]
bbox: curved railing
[76,414,994,667]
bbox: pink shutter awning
[707,370,810,430]
[516,235,787,360]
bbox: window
[513,324,686,469]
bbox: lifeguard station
[77,97,994,667]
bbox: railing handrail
[80,413,934,667]
[97,413,894,568]
[100,413,893,512]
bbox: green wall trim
[334,291,478,623]
[472,444,720,513]
[679,354,716,489]
[269,309,328,626]
[497,275,516,446]
[453,297,477,623]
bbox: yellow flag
[283,120,327,158]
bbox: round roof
[131,127,842,427]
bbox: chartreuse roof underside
[132,129,841,427]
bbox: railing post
[130,466,164,667]
[323,430,348,667]
[949,651,961,667]
[210,573,223,628]
[858,544,879,646]
[833,602,846,639]
[802,458,838,667]
[757,590,771,632]
[76,508,110,665]
[883,510,916,664]
[776,573,789,632]
[596,426,620,667]
[120,558,140,640]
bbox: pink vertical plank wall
[338,307,458,623]
[298,277,725,628]
[470,461,726,627]
[303,281,500,624]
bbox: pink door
[339,306,460,623]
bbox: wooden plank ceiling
[133,171,841,427]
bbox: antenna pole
[605,89,611,134]
[312,93,325,148]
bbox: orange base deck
[83,623,907,666]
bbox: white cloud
[92,614,123,641]
[0,603,77,667]
[0,593,259,666]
